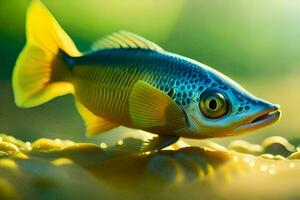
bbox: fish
[13,0,281,151]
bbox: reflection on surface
[0,134,299,200]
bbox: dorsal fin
[91,30,164,51]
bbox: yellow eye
[200,90,229,119]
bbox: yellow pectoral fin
[75,99,118,137]
[129,80,185,133]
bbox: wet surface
[0,134,299,200]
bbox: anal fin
[141,135,180,152]
[75,99,118,136]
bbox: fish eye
[199,89,229,119]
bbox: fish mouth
[234,107,281,133]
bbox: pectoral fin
[129,80,185,133]
[141,135,180,152]
[75,99,118,136]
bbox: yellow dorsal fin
[91,31,164,51]
[75,99,118,137]
[129,80,185,133]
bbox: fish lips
[233,104,281,133]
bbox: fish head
[180,66,281,138]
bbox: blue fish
[13,0,281,151]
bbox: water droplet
[268,168,276,175]
[25,142,32,151]
[100,142,107,149]
[233,156,239,162]
[289,163,295,168]
[249,161,255,167]
[260,165,268,172]
[243,157,252,163]
[117,140,123,145]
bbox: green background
[0,0,299,146]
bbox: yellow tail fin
[13,0,81,108]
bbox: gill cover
[13,0,80,108]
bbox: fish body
[70,49,207,126]
[13,1,281,151]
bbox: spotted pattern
[73,47,261,121]
[156,71,232,109]
[228,89,258,114]
[156,74,208,108]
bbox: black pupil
[209,99,217,110]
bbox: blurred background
[0,0,299,146]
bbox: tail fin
[13,0,81,108]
